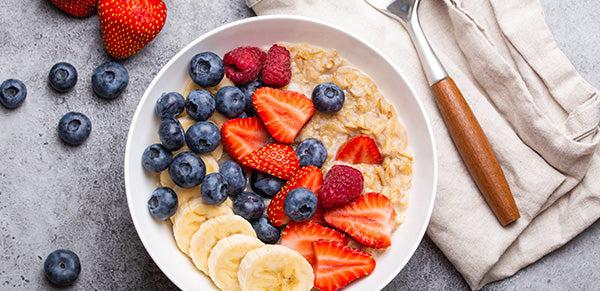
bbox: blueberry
[0,79,27,109]
[92,61,128,99]
[185,121,221,154]
[251,216,281,244]
[215,86,246,118]
[158,117,185,151]
[185,89,215,121]
[296,138,327,168]
[141,144,173,173]
[147,187,178,220]
[189,52,225,88]
[44,249,80,286]
[220,160,246,196]
[169,152,206,188]
[250,171,285,199]
[236,80,263,116]
[201,173,229,205]
[155,92,185,120]
[284,187,318,222]
[232,191,265,221]
[48,62,77,92]
[312,82,345,113]
[57,112,92,145]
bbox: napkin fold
[246,0,600,289]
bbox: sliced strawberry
[280,221,347,267]
[267,166,323,226]
[313,239,376,291]
[324,192,396,249]
[221,117,271,162]
[335,135,383,165]
[253,87,315,143]
[241,143,299,180]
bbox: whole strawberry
[50,0,98,17]
[97,0,167,59]
[318,164,364,208]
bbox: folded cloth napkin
[246,0,600,289]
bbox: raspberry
[318,165,364,208]
[261,44,292,87]
[223,46,266,84]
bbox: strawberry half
[280,221,347,267]
[98,0,167,59]
[241,143,299,180]
[335,134,383,165]
[51,0,98,17]
[253,87,315,144]
[221,117,271,162]
[267,166,323,226]
[324,192,396,249]
[313,240,376,291]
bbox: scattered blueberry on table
[57,112,92,145]
[48,62,78,92]
[44,249,81,286]
[91,61,129,99]
[0,79,27,109]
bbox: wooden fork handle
[432,77,520,226]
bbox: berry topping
[158,117,185,151]
[0,79,27,109]
[318,165,364,208]
[280,221,348,267]
[200,173,229,205]
[189,52,225,88]
[185,89,215,121]
[219,160,246,196]
[147,186,178,220]
[284,187,318,222]
[335,134,383,165]
[44,249,81,286]
[253,87,314,144]
[57,112,92,145]
[237,80,263,116]
[50,0,98,17]
[251,216,281,244]
[296,138,327,168]
[232,191,265,221]
[267,166,323,226]
[241,143,300,180]
[155,92,185,120]
[141,143,173,173]
[324,192,396,249]
[261,44,292,87]
[49,62,78,93]
[215,86,246,118]
[312,240,376,291]
[221,117,271,162]
[223,46,266,84]
[250,170,286,199]
[168,151,206,189]
[312,82,345,114]
[185,121,221,154]
[91,61,129,99]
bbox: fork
[364,0,520,226]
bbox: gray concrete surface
[0,0,597,290]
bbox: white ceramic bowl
[124,15,437,291]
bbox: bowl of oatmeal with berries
[124,15,437,291]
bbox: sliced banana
[179,115,197,132]
[200,154,220,174]
[208,234,264,291]
[172,186,201,208]
[160,169,176,189]
[172,197,233,255]
[238,245,314,291]
[189,215,256,274]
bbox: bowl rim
[124,14,438,290]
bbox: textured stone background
[0,0,597,290]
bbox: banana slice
[208,234,264,291]
[160,169,176,189]
[172,186,201,207]
[200,154,220,174]
[238,245,314,291]
[179,115,197,132]
[189,215,256,274]
[172,197,233,255]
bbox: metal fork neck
[405,15,448,85]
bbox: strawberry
[280,221,348,267]
[312,240,376,291]
[324,192,396,249]
[253,87,314,144]
[221,117,271,162]
[241,143,299,180]
[50,0,98,17]
[97,0,167,59]
[267,166,323,226]
[335,134,383,165]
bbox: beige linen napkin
[246,0,600,289]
